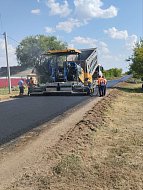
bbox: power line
[7,35,20,44]
[0,33,20,44]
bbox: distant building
[0,77,23,88]
[0,66,38,88]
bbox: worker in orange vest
[26,77,34,95]
[97,75,106,97]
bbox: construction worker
[26,77,30,95]
[27,77,34,95]
[85,78,92,95]
[18,78,24,96]
[97,75,105,97]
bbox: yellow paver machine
[30,48,103,96]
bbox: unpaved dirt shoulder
[0,92,104,189]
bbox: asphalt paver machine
[30,48,102,96]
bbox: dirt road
[0,82,143,190]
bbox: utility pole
[3,32,11,94]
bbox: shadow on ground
[10,95,29,99]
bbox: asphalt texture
[0,75,132,145]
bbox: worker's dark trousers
[103,85,106,96]
[98,86,104,96]
[19,86,24,95]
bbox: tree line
[126,39,143,80]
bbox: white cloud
[71,36,97,47]
[56,18,82,33]
[46,0,72,17]
[45,26,55,33]
[104,27,138,50]
[71,37,111,56]
[74,0,118,20]
[98,42,129,71]
[31,9,40,15]
[68,43,74,48]
[37,0,40,3]
[98,41,110,55]
[125,35,137,50]
[104,27,128,40]
[44,1,118,33]
[0,38,17,67]
[94,41,113,66]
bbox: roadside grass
[126,77,142,84]
[49,83,143,189]
[0,87,19,100]
[115,86,143,93]
[114,82,143,93]
[0,87,28,100]
[0,87,13,95]
[0,87,19,95]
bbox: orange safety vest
[27,79,34,88]
[98,77,105,86]
[30,79,34,84]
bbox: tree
[103,68,122,79]
[127,39,143,78]
[16,35,67,68]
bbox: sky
[0,0,142,72]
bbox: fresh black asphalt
[0,76,132,145]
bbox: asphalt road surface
[0,75,131,145]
